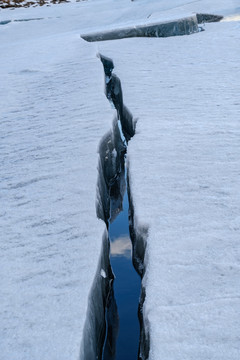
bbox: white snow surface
[0,4,115,360]
[1,0,240,359]
[99,14,240,360]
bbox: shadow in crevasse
[101,152,141,360]
[103,287,119,360]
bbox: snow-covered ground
[1,0,240,359]
[99,11,240,360]
[0,5,115,359]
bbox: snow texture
[1,0,240,359]
[0,4,115,359]
[98,7,240,360]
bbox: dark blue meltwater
[102,167,141,360]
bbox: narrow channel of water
[97,53,141,359]
[103,157,141,360]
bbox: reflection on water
[110,236,132,258]
[103,163,141,360]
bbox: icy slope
[99,18,240,360]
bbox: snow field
[0,12,114,360]
[1,0,240,359]
[99,19,240,360]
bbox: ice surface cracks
[81,13,223,42]
[81,54,149,359]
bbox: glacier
[0,0,240,359]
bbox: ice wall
[81,15,199,42]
